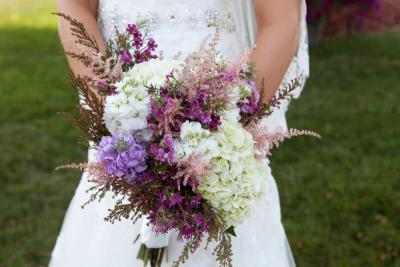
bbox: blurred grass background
[0,0,399,266]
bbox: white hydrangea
[214,119,255,162]
[175,120,270,226]
[174,121,219,161]
[199,155,270,226]
[125,58,183,87]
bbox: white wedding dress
[50,0,309,266]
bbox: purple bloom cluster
[239,81,261,114]
[183,90,221,131]
[147,79,185,137]
[119,24,158,67]
[127,24,144,49]
[148,189,211,239]
[149,134,175,165]
[120,49,133,65]
[98,134,148,182]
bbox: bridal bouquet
[57,14,319,267]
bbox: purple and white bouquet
[57,14,320,267]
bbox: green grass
[0,1,399,267]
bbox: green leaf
[225,225,236,237]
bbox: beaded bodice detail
[98,0,241,59]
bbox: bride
[50,0,309,266]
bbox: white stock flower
[103,78,150,135]
[103,59,182,136]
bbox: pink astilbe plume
[56,162,115,185]
[179,28,241,112]
[173,153,212,190]
[84,52,123,94]
[246,123,321,159]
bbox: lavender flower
[98,134,148,182]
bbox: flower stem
[137,244,166,267]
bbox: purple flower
[190,195,202,209]
[120,49,133,65]
[133,36,143,50]
[169,192,184,207]
[134,49,144,63]
[126,24,138,35]
[149,134,175,165]
[98,134,148,182]
[183,90,221,131]
[194,213,203,225]
[147,38,158,51]
[126,24,144,49]
[223,70,237,82]
[239,81,261,114]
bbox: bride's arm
[56,0,106,77]
[251,0,301,102]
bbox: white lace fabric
[50,1,309,266]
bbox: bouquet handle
[137,244,166,267]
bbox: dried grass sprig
[208,211,233,267]
[56,162,115,185]
[246,122,321,158]
[172,235,203,267]
[61,73,109,145]
[54,13,100,52]
[56,13,124,95]
[266,128,321,151]
[261,78,302,117]
[172,208,233,267]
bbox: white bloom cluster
[103,59,183,136]
[125,59,183,87]
[103,78,151,135]
[174,121,219,162]
[175,119,270,226]
[230,83,253,103]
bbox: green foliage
[275,32,400,267]
[0,1,399,267]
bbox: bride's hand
[251,0,301,103]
